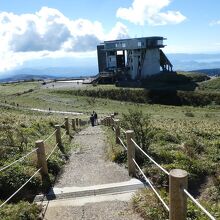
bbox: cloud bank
[0,7,129,72]
[116,0,186,26]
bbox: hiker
[90,114,95,127]
[94,112,98,125]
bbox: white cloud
[107,22,129,40]
[116,0,186,26]
[0,7,129,72]
[209,20,220,26]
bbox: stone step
[35,178,145,202]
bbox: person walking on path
[94,111,98,125]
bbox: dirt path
[55,125,130,187]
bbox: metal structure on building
[97,36,173,81]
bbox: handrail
[131,138,169,175]
[183,189,216,220]
[44,129,56,143]
[133,158,169,212]
[0,148,37,173]
[118,137,127,151]
[46,143,59,161]
[0,168,42,208]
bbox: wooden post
[36,140,48,176]
[79,119,81,128]
[72,118,76,131]
[111,114,114,126]
[55,125,62,148]
[169,169,188,220]
[107,116,111,126]
[114,119,120,144]
[76,118,79,128]
[65,117,70,135]
[126,130,136,177]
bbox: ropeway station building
[97,36,173,81]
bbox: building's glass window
[138,41,142,47]
[157,40,163,45]
[122,43,126,47]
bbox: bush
[0,164,41,201]
[132,189,168,220]
[121,109,152,151]
[0,201,42,220]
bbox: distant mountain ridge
[0,66,97,82]
[191,68,220,76]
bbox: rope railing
[102,117,216,220]
[0,117,79,210]
[46,143,59,161]
[61,121,65,126]
[131,138,169,175]
[118,137,127,151]
[0,167,42,208]
[43,129,56,143]
[133,158,170,212]
[119,126,126,134]
[61,132,66,139]
[183,189,216,220]
[0,148,37,173]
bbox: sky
[0,0,220,74]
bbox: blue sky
[0,0,220,73]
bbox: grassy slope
[0,80,219,219]
[198,77,220,91]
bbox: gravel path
[44,125,143,220]
[43,201,143,220]
[55,125,130,187]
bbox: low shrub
[0,201,42,220]
[132,189,168,220]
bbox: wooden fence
[101,115,216,220]
[0,117,83,208]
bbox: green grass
[0,81,220,218]
[199,77,220,91]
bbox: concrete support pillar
[126,130,136,177]
[36,140,48,176]
[169,169,188,220]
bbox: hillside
[198,77,220,91]
[0,80,219,219]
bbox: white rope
[0,148,38,173]
[119,127,126,134]
[44,129,56,143]
[118,137,127,151]
[184,189,216,220]
[46,143,59,160]
[133,158,169,212]
[0,168,42,208]
[112,127,116,131]
[61,132,66,139]
[61,121,65,126]
[131,138,169,175]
